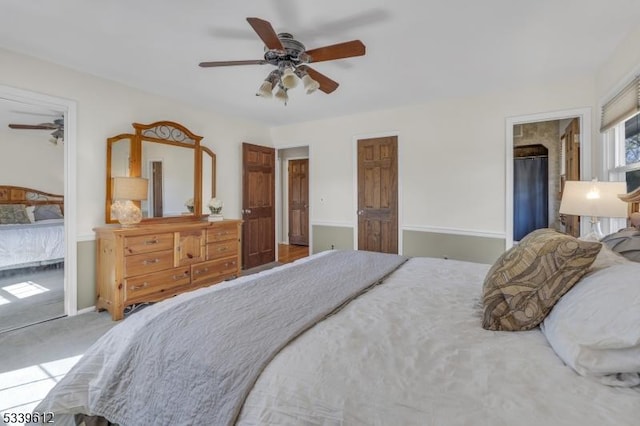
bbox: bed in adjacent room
[0,185,64,272]
[29,193,640,426]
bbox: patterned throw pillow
[0,204,31,224]
[482,228,601,331]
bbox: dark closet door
[514,157,548,241]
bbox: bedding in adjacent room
[0,219,64,270]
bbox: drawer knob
[218,247,227,252]
[172,272,189,280]
[194,267,209,275]
[143,258,160,265]
[131,282,149,290]
[145,239,159,245]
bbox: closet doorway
[513,145,548,241]
[0,85,77,332]
[506,108,591,248]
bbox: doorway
[506,108,591,248]
[0,85,77,331]
[513,144,549,241]
[277,146,310,263]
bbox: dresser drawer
[124,249,174,277]
[124,267,191,303]
[206,224,238,243]
[191,257,239,286]
[124,233,174,255]
[206,240,238,261]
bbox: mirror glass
[111,138,131,178]
[141,141,195,218]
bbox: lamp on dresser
[559,180,628,240]
[110,177,148,226]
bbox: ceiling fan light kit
[274,85,289,104]
[199,17,366,105]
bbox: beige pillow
[482,228,601,331]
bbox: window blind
[601,76,640,132]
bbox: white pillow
[540,263,640,387]
[586,243,631,274]
[25,205,36,223]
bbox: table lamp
[559,180,627,239]
[111,177,148,226]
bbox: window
[602,113,639,232]
[605,112,640,192]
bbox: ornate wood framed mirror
[105,120,216,223]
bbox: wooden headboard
[0,185,64,214]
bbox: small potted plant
[208,198,223,222]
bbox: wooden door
[242,143,275,269]
[288,159,309,246]
[151,161,163,217]
[562,118,581,237]
[357,136,398,253]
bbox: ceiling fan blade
[305,40,365,63]
[246,17,284,51]
[8,123,58,130]
[199,59,267,68]
[299,66,339,94]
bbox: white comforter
[238,257,639,426]
[0,219,64,270]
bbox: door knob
[357,210,364,215]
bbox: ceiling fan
[199,17,366,104]
[8,117,64,144]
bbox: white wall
[0,48,272,237]
[271,77,596,237]
[596,26,640,103]
[0,128,64,194]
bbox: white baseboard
[76,306,96,315]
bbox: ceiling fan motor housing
[263,33,309,66]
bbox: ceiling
[1,0,640,126]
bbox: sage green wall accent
[402,230,505,264]
[312,225,354,254]
[76,240,96,310]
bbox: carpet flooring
[0,260,287,417]
[0,266,65,334]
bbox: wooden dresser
[94,219,242,320]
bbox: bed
[30,196,640,426]
[0,185,65,272]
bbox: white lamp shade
[301,74,320,94]
[559,181,627,218]
[257,80,273,98]
[281,68,298,89]
[274,86,288,103]
[112,177,148,201]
